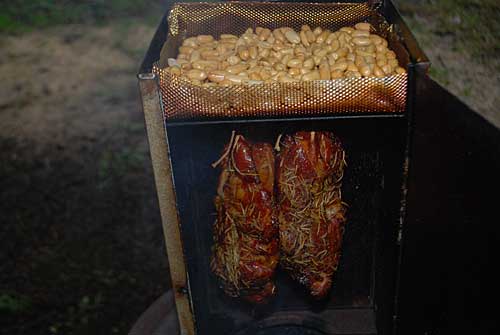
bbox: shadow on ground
[0,6,170,335]
[0,136,169,335]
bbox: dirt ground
[394,0,500,127]
[0,20,169,335]
[1,2,499,335]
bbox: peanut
[340,27,354,34]
[386,50,397,59]
[287,58,302,68]
[388,59,399,68]
[273,29,285,42]
[182,37,198,48]
[395,66,406,74]
[220,34,238,40]
[197,35,214,44]
[303,58,315,70]
[285,30,301,44]
[381,64,393,75]
[281,54,292,67]
[373,65,385,78]
[179,46,194,55]
[249,72,262,81]
[352,30,370,38]
[288,67,301,77]
[359,65,372,77]
[168,23,403,85]
[219,79,232,87]
[319,61,331,80]
[354,22,371,31]
[208,71,227,83]
[306,30,316,43]
[258,28,271,41]
[191,60,209,70]
[352,37,371,46]
[330,40,340,52]
[347,61,358,72]
[370,35,383,45]
[331,60,348,72]
[345,71,362,78]
[227,55,240,66]
[186,69,208,81]
[169,66,181,76]
[302,70,320,81]
[225,74,245,84]
[300,31,310,47]
[259,48,270,59]
[316,30,331,44]
[279,75,300,83]
[190,50,201,62]
[201,50,219,60]
[249,46,258,60]
[226,64,247,74]
[331,70,344,79]
[238,48,250,61]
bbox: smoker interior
[166,115,407,334]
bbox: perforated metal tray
[154,2,410,121]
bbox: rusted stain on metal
[138,73,196,335]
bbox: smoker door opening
[167,115,406,335]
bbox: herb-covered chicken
[277,131,347,298]
[211,132,279,303]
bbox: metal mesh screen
[153,2,409,121]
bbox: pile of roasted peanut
[165,23,406,86]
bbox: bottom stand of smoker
[248,327,323,335]
[129,291,352,334]
[129,290,179,335]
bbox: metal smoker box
[138,1,500,334]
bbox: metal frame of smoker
[138,1,500,335]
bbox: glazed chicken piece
[211,132,279,303]
[277,131,347,298]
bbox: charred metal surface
[397,74,500,334]
[138,73,195,335]
[166,116,407,335]
[391,60,429,334]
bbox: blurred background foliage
[2,0,498,62]
[396,0,499,64]
[0,0,160,32]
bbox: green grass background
[0,0,160,32]
[3,0,498,63]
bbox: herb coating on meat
[211,132,279,303]
[277,131,347,298]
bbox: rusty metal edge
[137,72,196,335]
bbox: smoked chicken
[277,131,347,298]
[211,132,279,303]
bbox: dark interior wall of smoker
[166,116,406,334]
[397,75,500,334]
